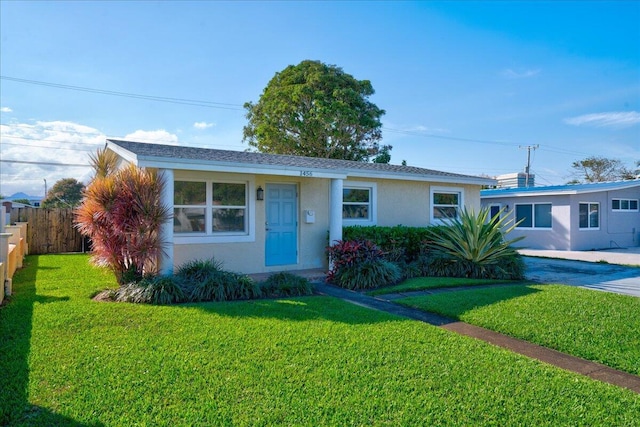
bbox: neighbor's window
[579,202,599,229]
[432,191,461,220]
[515,203,552,229]
[612,198,639,212]
[174,180,248,234]
[343,187,371,220]
[212,182,246,232]
[174,181,206,233]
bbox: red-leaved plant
[75,148,171,285]
[326,239,384,283]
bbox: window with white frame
[174,180,248,234]
[431,187,463,222]
[174,181,206,233]
[343,183,376,223]
[515,203,552,229]
[579,202,599,230]
[612,198,639,212]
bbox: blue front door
[265,184,298,266]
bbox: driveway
[522,249,640,297]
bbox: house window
[431,187,463,222]
[174,181,206,233]
[174,180,248,234]
[579,202,599,229]
[612,198,639,212]
[343,188,370,219]
[515,203,552,229]
[342,182,376,224]
[212,183,246,232]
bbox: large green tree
[41,178,84,208]
[570,156,637,183]
[243,60,388,162]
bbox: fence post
[0,233,12,296]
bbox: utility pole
[519,144,539,187]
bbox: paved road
[523,256,640,297]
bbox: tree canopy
[41,178,85,208]
[570,156,638,183]
[243,60,388,162]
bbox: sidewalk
[314,282,640,394]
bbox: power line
[0,75,245,110]
[0,139,97,151]
[0,159,90,167]
[383,127,519,147]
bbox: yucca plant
[426,207,525,279]
[75,148,171,285]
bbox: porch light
[256,186,264,201]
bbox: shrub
[175,258,225,283]
[75,149,170,285]
[326,239,384,282]
[327,239,401,290]
[343,225,436,263]
[333,260,401,290]
[260,272,313,297]
[188,272,230,302]
[226,274,262,300]
[114,275,185,305]
[425,207,525,279]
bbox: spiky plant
[75,150,171,285]
[426,207,525,279]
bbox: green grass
[399,284,640,375]
[1,255,638,426]
[367,276,517,296]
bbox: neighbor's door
[265,184,298,266]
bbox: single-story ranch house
[481,179,640,251]
[107,139,495,275]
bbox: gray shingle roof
[107,139,494,184]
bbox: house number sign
[299,171,313,177]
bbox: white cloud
[563,111,640,129]
[0,120,105,197]
[501,68,541,79]
[0,107,13,113]
[123,129,179,145]
[193,121,214,129]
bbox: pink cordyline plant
[75,149,171,285]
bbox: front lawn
[1,255,638,426]
[398,284,640,375]
[367,276,517,296]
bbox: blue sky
[1,1,639,197]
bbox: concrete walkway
[314,282,640,394]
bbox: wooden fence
[10,208,87,255]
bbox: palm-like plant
[426,207,525,279]
[75,150,171,284]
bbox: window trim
[514,202,553,230]
[173,178,256,244]
[430,186,464,224]
[342,181,377,226]
[612,198,639,212]
[578,202,600,231]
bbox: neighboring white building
[495,172,535,188]
[481,180,640,250]
[107,139,495,275]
